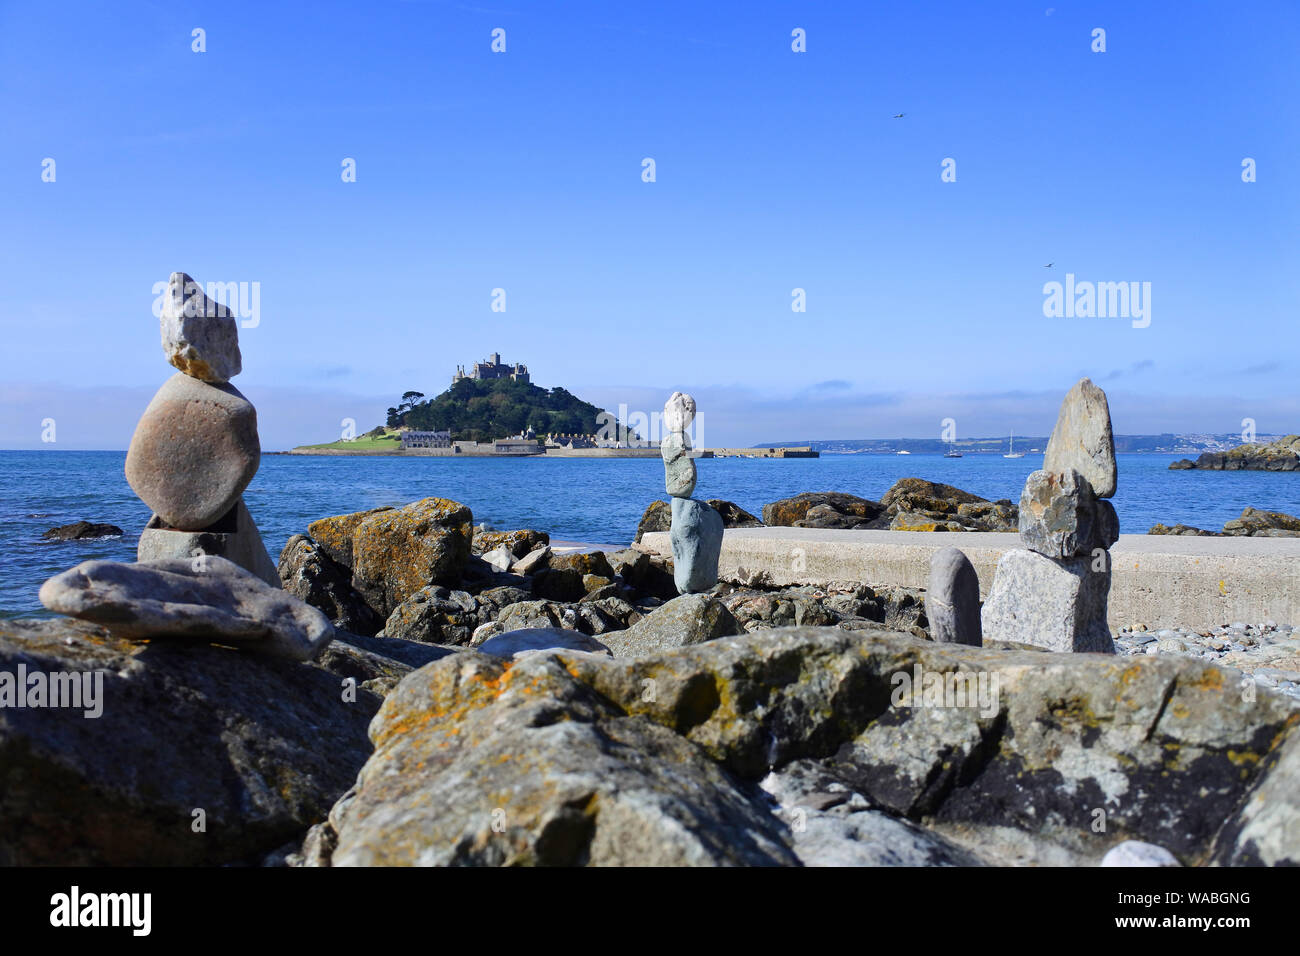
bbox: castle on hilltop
[453,351,530,384]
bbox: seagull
[1043,262,1054,268]
[892,113,905,119]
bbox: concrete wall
[639,528,1300,629]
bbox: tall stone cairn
[662,392,723,594]
[124,273,280,586]
[981,378,1118,653]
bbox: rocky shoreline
[1170,435,1300,471]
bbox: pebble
[1114,621,1300,704]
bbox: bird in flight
[1043,262,1054,268]
[892,113,905,119]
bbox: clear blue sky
[2,0,1297,449]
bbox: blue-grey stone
[661,431,696,498]
[926,547,982,646]
[669,497,723,594]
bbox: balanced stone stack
[124,273,279,586]
[981,378,1118,653]
[662,392,723,594]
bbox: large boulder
[1222,507,1300,537]
[979,549,1113,653]
[319,650,799,866]
[670,497,723,593]
[880,478,986,510]
[308,628,1300,866]
[124,373,260,531]
[0,617,378,865]
[349,498,473,618]
[382,585,479,645]
[41,521,124,542]
[307,506,394,569]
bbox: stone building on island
[453,352,530,384]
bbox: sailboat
[1003,430,1025,459]
[943,441,962,458]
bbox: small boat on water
[1003,430,1025,459]
[896,449,911,455]
[943,447,962,458]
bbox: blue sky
[1,0,1297,449]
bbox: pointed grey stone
[38,556,334,660]
[926,547,982,646]
[1043,378,1117,498]
[160,272,242,383]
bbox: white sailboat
[1003,430,1025,459]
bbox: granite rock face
[159,271,242,383]
[0,617,377,866]
[278,534,383,636]
[38,556,335,660]
[139,498,280,587]
[669,496,724,595]
[979,549,1112,653]
[348,498,474,618]
[124,372,260,531]
[925,547,981,646]
[1042,377,1117,498]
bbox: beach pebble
[159,271,242,383]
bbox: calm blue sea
[3,450,1297,618]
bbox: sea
[3,450,1297,618]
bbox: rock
[1168,459,1195,470]
[1017,469,1118,559]
[548,551,615,578]
[1148,523,1215,536]
[472,529,548,558]
[477,627,612,658]
[669,497,723,594]
[955,500,1019,532]
[306,506,394,568]
[607,547,649,580]
[1222,507,1300,537]
[349,498,473,617]
[600,594,740,657]
[635,500,672,542]
[124,372,260,531]
[320,650,798,866]
[661,431,697,498]
[278,534,383,635]
[140,498,280,587]
[880,478,986,510]
[609,548,678,600]
[762,492,885,528]
[890,512,963,532]
[1042,377,1117,498]
[382,585,479,645]
[531,567,586,602]
[1180,435,1300,472]
[41,521,124,541]
[706,500,761,528]
[159,272,242,383]
[663,391,697,432]
[0,617,376,865]
[1214,722,1300,865]
[1100,841,1181,867]
[39,556,335,660]
[925,547,981,646]
[980,549,1112,653]
[511,545,551,576]
[481,545,513,573]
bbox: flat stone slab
[639,528,1300,630]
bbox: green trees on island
[385,378,611,442]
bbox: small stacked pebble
[1113,621,1300,703]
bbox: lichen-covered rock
[349,498,473,617]
[762,492,885,528]
[382,585,479,645]
[880,478,986,510]
[124,373,260,531]
[635,500,672,542]
[278,534,383,636]
[306,506,395,569]
[1018,469,1118,559]
[600,594,740,657]
[1181,435,1300,472]
[321,650,798,866]
[548,551,615,579]
[0,617,377,865]
[472,529,549,558]
[1222,507,1300,537]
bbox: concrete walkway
[639,528,1300,629]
